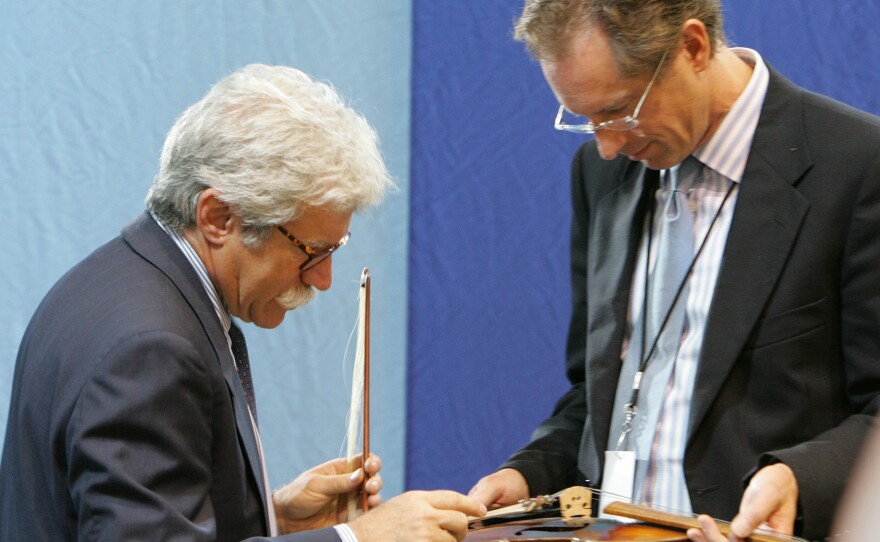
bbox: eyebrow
[310,242,335,252]
[569,89,636,118]
[569,100,629,120]
[305,233,350,253]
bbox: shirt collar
[691,47,769,183]
[150,212,232,332]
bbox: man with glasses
[0,64,484,541]
[469,2,880,541]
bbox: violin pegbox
[558,486,592,519]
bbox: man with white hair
[0,64,483,541]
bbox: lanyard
[617,176,735,450]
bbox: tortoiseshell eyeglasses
[276,225,350,272]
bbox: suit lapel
[687,69,813,440]
[120,213,270,530]
[586,162,658,469]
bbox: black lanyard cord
[627,180,736,411]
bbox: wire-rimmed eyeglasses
[554,50,669,135]
[276,225,350,272]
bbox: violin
[465,487,804,542]
[466,515,688,541]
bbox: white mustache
[275,284,318,310]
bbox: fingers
[466,478,501,508]
[344,453,382,475]
[410,491,484,541]
[467,468,529,508]
[358,473,382,511]
[351,455,382,500]
[730,507,766,538]
[364,472,382,492]
[731,484,774,536]
[349,490,483,542]
[422,491,485,541]
[364,454,382,476]
[421,489,488,518]
[436,510,471,541]
[730,463,798,537]
[291,456,383,516]
[686,514,737,542]
[292,465,362,501]
[302,455,381,487]
[365,492,382,509]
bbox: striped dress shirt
[612,48,770,515]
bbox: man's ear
[680,18,712,73]
[195,188,237,246]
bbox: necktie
[649,156,700,358]
[229,321,258,424]
[607,158,702,464]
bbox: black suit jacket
[500,68,880,540]
[0,213,340,542]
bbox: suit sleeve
[498,144,592,495]
[67,330,342,542]
[761,146,880,538]
[254,529,343,542]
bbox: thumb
[729,512,761,539]
[309,468,362,497]
[466,484,494,504]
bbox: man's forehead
[542,59,635,118]
[539,24,638,112]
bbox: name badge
[599,450,636,521]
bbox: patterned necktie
[649,156,700,358]
[228,321,257,424]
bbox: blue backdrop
[0,0,412,496]
[406,0,880,493]
[1,0,878,507]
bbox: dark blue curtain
[407,0,880,493]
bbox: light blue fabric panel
[0,0,411,496]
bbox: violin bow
[345,268,371,517]
[360,268,370,512]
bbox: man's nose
[594,129,629,160]
[301,256,333,291]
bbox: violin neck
[603,501,803,542]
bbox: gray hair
[514,0,726,78]
[146,64,393,246]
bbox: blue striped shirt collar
[692,47,769,184]
[149,212,232,333]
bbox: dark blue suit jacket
[500,68,880,540]
[0,213,340,541]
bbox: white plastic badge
[599,450,636,520]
